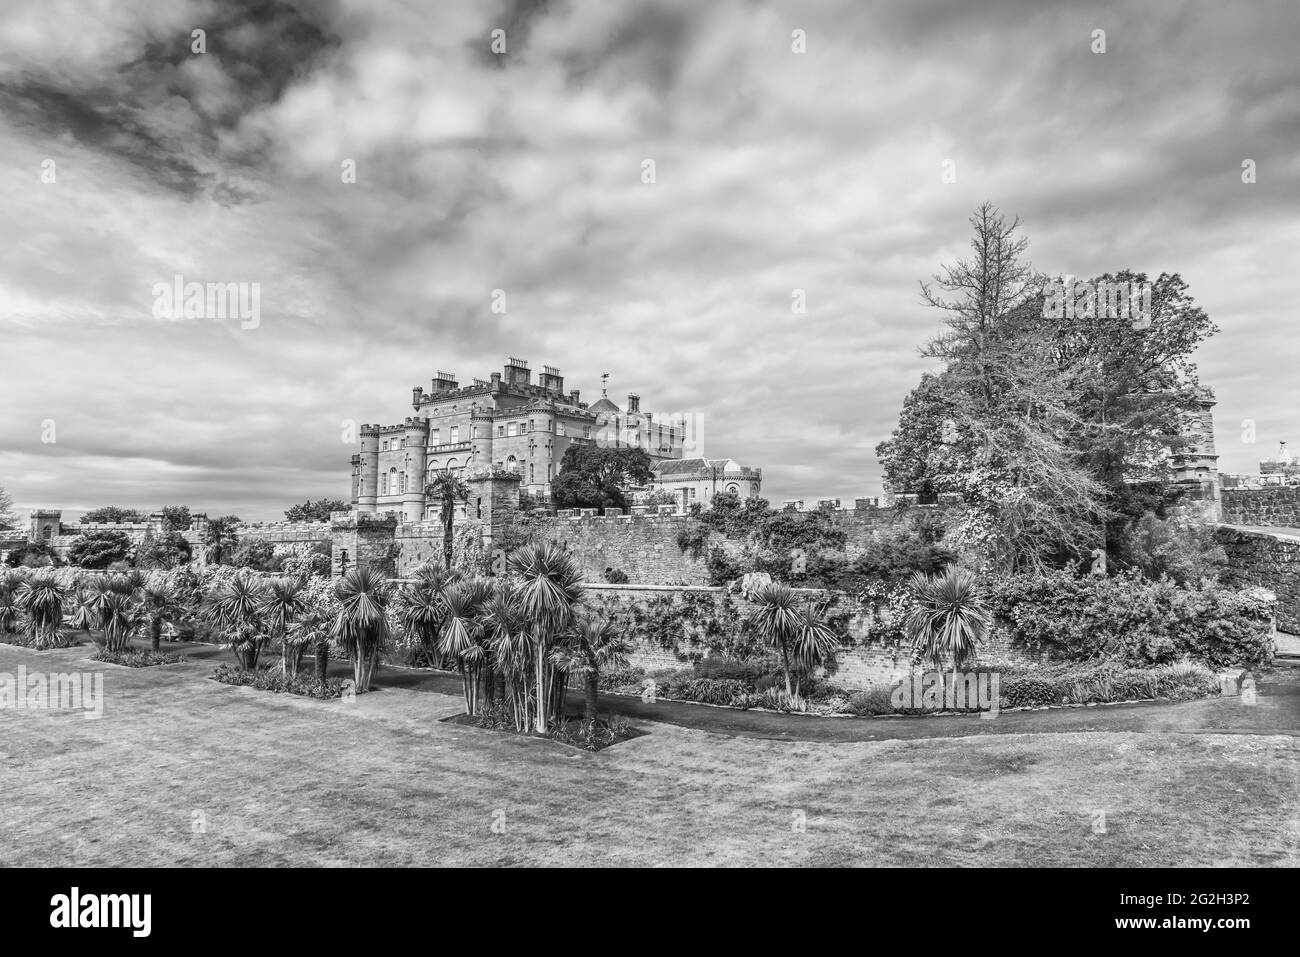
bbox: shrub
[67,531,133,569]
[757,686,809,713]
[986,570,1273,668]
[847,685,895,716]
[602,567,629,584]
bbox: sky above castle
[1,0,1297,521]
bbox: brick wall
[1217,527,1300,633]
[1222,487,1300,527]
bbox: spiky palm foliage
[331,566,391,692]
[259,577,308,676]
[66,585,98,635]
[438,580,491,714]
[97,590,140,653]
[748,582,805,695]
[903,566,990,673]
[508,543,585,732]
[0,569,26,634]
[397,571,455,664]
[289,608,334,682]
[140,582,181,652]
[552,609,631,723]
[481,582,534,731]
[205,574,270,669]
[424,472,471,571]
[787,599,842,696]
[15,571,68,649]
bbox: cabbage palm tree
[788,598,842,696]
[290,608,334,682]
[98,590,139,653]
[203,517,240,566]
[748,582,804,695]
[0,569,25,635]
[331,566,391,692]
[140,582,181,652]
[508,543,585,732]
[438,580,490,714]
[15,571,67,649]
[259,577,308,675]
[903,566,990,673]
[424,472,471,571]
[206,574,269,669]
[397,569,460,666]
[552,609,631,723]
[481,582,533,731]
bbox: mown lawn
[2,643,1296,867]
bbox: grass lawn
[2,642,1297,867]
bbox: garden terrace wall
[1216,527,1300,633]
[1222,487,1300,528]
[584,583,1048,689]
[534,512,711,585]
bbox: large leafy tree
[159,505,192,531]
[68,530,133,569]
[911,203,1109,572]
[551,446,655,510]
[284,499,351,522]
[0,484,16,530]
[80,506,147,524]
[137,531,192,568]
[1048,270,1217,556]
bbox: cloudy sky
[1,0,1297,522]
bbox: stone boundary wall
[1222,487,1300,528]
[582,583,1048,689]
[1216,527,1300,633]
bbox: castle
[348,357,761,520]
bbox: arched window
[399,472,406,494]
[726,483,739,495]
[506,455,517,471]
[388,467,397,496]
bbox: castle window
[547,463,553,481]
[400,472,407,494]
[381,440,388,451]
[583,426,590,438]
[530,463,535,481]
[528,419,534,433]
[450,426,459,444]
[507,423,518,437]
[400,438,406,449]
[387,468,398,495]
[431,428,440,446]
[507,455,518,471]
[497,425,504,437]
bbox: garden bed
[209,662,351,699]
[441,706,644,752]
[599,657,1231,717]
[90,648,186,668]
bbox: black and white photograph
[0,0,1295,918]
